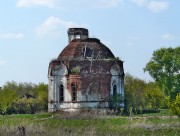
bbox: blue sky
[0,0,180,86]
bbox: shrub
[169,93,180,116]
[71,67,80,74]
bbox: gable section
[52,63,68,76]
[110,63,120,76]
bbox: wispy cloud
[0,33,25,40]
[17,0,122,9]
[36,17,83,37]
[17,0,58,8]
[131,0,146,7]
[148,1,168,12]
[162,34,174,41]
[132,0,169,12]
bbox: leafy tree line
[124,46,179,115]
[144,46,180,99]
[144,46,180,115]
[0,81,48,114]
[1,78,164,115]
[124,73,165,112]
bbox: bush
[71,67,80,74]
[169,93,180,116]
[0,81,48,114]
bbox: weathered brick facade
[48,28,124,112]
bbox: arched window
[71,83,77,101]
[113,84,117,96]
[59,85,64,102]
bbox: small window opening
[59,85,64,102]
[71,83,77,101]
[76,35,81,39]
[113,84,117,96]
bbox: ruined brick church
[48,28,124,112]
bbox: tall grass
[0,110,179,136]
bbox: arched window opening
[59,85,64,102]
[71,83,77,101]
[75,35,81,39]
[113,84,117,96]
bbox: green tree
[145,82,165,110]
[18,82,37,98]
[13,97,39,114]
[37,83,48,111]
[124,73,165,111]
[2,81,19,92]
[144,47,180,99]
[0,89,18,114]
[124,73,146,110]
[109,94,124,112]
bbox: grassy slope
[0,110,179,136]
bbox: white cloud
[17,0,122,9]
[132,0,169,13]
[162,34,174,41]
[148,1,168,12]
[131,0,146,6]
[0,33,25,40]
[17,0,58,8]
[36,17,82,37]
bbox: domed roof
[57,38,115,60]
[57,28,115,61]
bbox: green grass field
[0,110,179,136]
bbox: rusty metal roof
[57,38,115,60]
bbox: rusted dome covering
[58,28,115,60]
